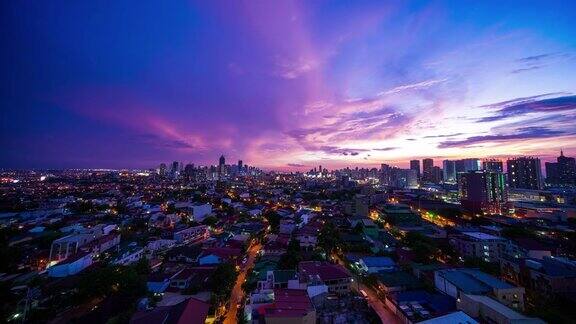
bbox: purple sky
[1,1,576,170]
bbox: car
[242,257,247,264]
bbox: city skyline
[2,1,576,170]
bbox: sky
[1,0,576,171]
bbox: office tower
[410,160,421,180]
[381,164,417,188]
[454,158,481,174]
[546,150,576,186]
[507,157,543,189]
[380,164,392,186]
[158,163,167,177]
[218,155,225,178]
[443,160,457,183]
[483,159,503,173]
[459,171,507,214]
[238,160,243,172]
[171,161,179,177]
[184,163,195,181]
[422,158,433,182]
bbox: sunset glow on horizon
[2,1,576,170]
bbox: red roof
[202,247,242,259]
[260,289,314,318]
[298,261,351,281]
[177,297,210,324]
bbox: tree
[202,216,218,227]
[263,211,280,233]
[318,222,341,255]
[210,263,238,305]
[278,239,302,270]
[401,232,439,264]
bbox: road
[333,254,400,324]
[223,242,261,324]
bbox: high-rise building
[171,161,179,177]
[158,163,167,177]
[545,150,576,186]
[183,163,195,181]
[443,160,457,183]
[410,160,421,180]
[454,158,481,174]
[483,159,503,173]
[218,155,225,178]
[432,166,443,183]
[459,170,507,215]
[238,160,243,171]
[380,164,417,188]
[507,157,543,190]
[422,158,434,182]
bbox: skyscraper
[158,163,167,177]
[410,160,421,180]
[218,155,225,178]
[459,170,507,215]
[422,158,433,182]
[238,160,243,170]
[545,150,576,186]
[171,161,179,177]
[483,159,503,173]
[507,157,543,190]
[443,160,456,183]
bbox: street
[223,242,261,324]
[333,254,400,324]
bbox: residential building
[458,171,507,215]
[507,157,543,190]
[410,160,421,181]
[449,232,506,262]
[298,261,352,294]
[545,150,576,186]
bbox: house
[247,289,316,324]
[130,297,210,324]
[294,225,318,250]
[259,270,298,290]
[48,251,93,277]
[198,247,242,265]
[114,246,145,265]
[434,268,525,311]
[168,267,213,292]
[298,261,351,294]
[385,290,456,324]
[262,240,286,256]
[357,256,396,274]
[173,225,209,243]
[458,294,544,324]
[166,246,202,264]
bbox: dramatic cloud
[478,95,576,123]
[438,127,571,148]
[1,1,575,169]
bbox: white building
[48,251,93,277]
